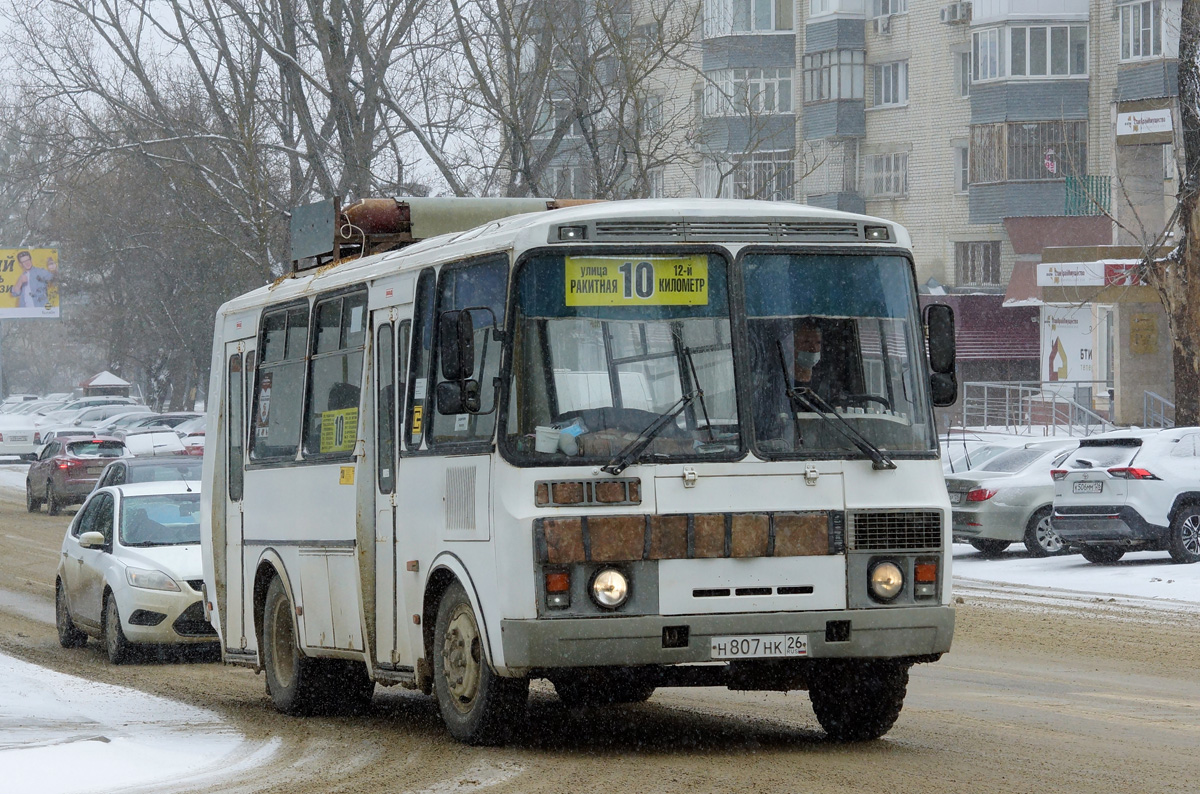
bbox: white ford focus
[55,481,216,662]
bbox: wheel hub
[1036,517,1063,553]
[1183,515,1200,556]
[442,604,482,714]
[270,597,296,685]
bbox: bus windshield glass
[742,253,935,457]
[507,252,739,464]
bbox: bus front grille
[591,219,864,242]
[849,511,943,551]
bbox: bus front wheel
[432,581,528,745]
[807,659,909,741]
[263,575,322,715]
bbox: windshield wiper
[775,341,895,471]
[602,390,702,475]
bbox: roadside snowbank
[0,652,275,794]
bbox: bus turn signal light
[915,562,937,583]
[545,571,570,609]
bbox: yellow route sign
[320,407,358,453]
[565,256,708,307]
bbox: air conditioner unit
[873,14,892,34]
[940,2,971,23]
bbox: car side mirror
[438,310,475,381]
[79,531,107,549]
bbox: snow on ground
[0,652,277,794]
[953,544,1200,607]
[0,462,28,492]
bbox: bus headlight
[590,568,629,609]
[868,561,904,602]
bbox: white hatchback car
[55,481,216,662]
[1051,427,1200,564]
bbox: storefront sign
[1117,109,1173,138]
[1036,261,1141,287]
[1041,304,1093,382]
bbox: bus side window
[244,350,256,421]
[397,320,411,448]
[228,353,244,501]
[304,290,368,457]
[250,303,309,461]
[405,269,436,451]
[430,256,508,446]
[376,323,395,494]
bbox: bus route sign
[564,255,708,307]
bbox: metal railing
[1064,174,1111,216]
[1143,391,1175,428]
[960,381,1115,436]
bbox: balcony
[1064,175,1111,216]
[971,0,1088,24]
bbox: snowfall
[0,459,1196,793]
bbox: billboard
[0,248,60,318]
[1041,303,1094,383]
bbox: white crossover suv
[1051,427,1200,565]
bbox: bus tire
[262,575,322,715]
[433,581,528,745]
[807,659,908,741]
[552,670,655,707]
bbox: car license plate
[710,634,808,660]
[1073,481,1103,494]
[948,491,962,504]
[9,435,27,442]
[87,467,104,475]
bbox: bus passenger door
[372,307,414,668]
[224,342,251,650]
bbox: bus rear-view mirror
[924,303,955,375]
[439,310,476,381]
[929,371,957,407]
[436,380,481,415]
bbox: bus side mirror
[436,380,481,415]
[924,304,957,407]
[438,310,475,381]
[924,304,955,374]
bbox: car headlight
[590,568,629,609]
[868,561,904,602]
[126,567,180,592]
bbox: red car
[27,435,128,515]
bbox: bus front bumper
[500,606,954,669]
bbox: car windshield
[506,252,739,464]
[66,440,126,458]
[978,447,1053,473]
[120,493,201,546]
[742,253,935,456]
[128,461,202,482]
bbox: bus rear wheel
[807,659,909,741]
[263,575,323,715]
[433,581,528,745]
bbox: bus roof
[217,199,913,319]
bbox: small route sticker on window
[564,255,708,307]
[320,407,358,453]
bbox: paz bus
[200,197,958,744]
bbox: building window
[706,68,794,115]
[641,94,664,135]
[702,150,795,200]
[972,28,1002,82]
[1164,143,1176,181]
[864,152,908,197]
[1119,1,1162,61]
[548,165,590,198]
[1010,26,1087,77]
[872,62,907,107]
[803,139,858,197]
[704,0,794,36]
[957,51,971,97]
[955,241,1001,286]
[648,168,665,198]
[811,0,865,13]
[955,144,969,193]
[871,0,906,16]
[970,121,1086,183]
[803,51,865,102]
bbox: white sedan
[55,481,216,663]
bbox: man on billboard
[13,250,57,309]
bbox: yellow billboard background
[0,248,60,319]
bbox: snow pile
[0,652,274,793]
[0,463,28,492]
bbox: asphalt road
[1,484,1197,794]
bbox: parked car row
[946,427,1200,566]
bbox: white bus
[201,198,958,744]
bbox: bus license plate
[710,634,808,660]
[1073,481,1103,494]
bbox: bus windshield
[506,252,740,463]
[742,252,935,457]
